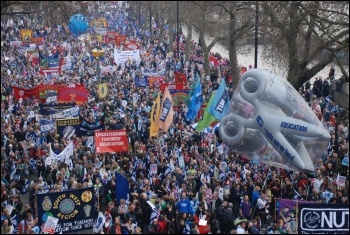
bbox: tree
[1,1,92,23]
[261,1,349,88]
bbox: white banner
[49,106,79,120]
[50,142,74,161]
[93,212,106,233]
[114,49,140,66]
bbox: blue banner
[134,74,148,87]
[298,203,349,234]
[115,172,129,203]
[40,118,54,133]
[56,118,81,139]
[39,103,76,116]
[36,187,96,234]
[39,51,60,68]
[79,115,105,136]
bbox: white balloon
[219,69,330,173]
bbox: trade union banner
[36,187,96,234]
[79,115,105,136]
[39,103,76,116]
[94,130,128,153]
[298,203,349,234]
[56,118,81,139]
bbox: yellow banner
[21,29,32,42]
[98,83,108,99]
[150,94,161,137]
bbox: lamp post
[91,48,105,83]
[254,1,259,68]
[176,1,180,59]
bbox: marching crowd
[1,1,349,234]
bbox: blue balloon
[68,14,89,36]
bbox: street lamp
[176,1,180,59]
[254,1,259,68]
[91,48,105,83]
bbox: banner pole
[295,200,299,233]
[274,197,277,222]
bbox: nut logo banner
[298,203,349,234]
[36,187,96,234]
[95,130,128,153]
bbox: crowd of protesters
[1,1,349,234]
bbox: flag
[186,78,203,122]
[158,87,174,132]
[196,93,216,132]
[186,78,199,107]
[98,83,108,99]
[149,94,161,137]
[293,189,303,200]
[93,212,106,233]
[115,172,129,203]
[208,79,230,121]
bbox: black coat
[140,198,152,224]
[109,206,119,223]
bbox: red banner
[124,40,141,50]
[57,87,88,105]
[95,130,128,153]
[174,72,187,84]
[148,76,164,87]
[160,83,186,92]
[27,50,39,66]
[104,32,119,44]
[12,87,37,101]
[115,35,127,46]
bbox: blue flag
[186,79,203,122]
[115,172,129,203]
[208,79,230,121]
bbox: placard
[42,216,59,234]
[150,164,157,175]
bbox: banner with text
[79,115,105,136]
[39,103,76,116]
[49,106,80,120]
[36,187,96,234]
[113,49,141,66]
[56,118,81,139]
[298,203,349,234]
[95,130,128,153]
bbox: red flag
[12,87,37,101]
[174,72,187,84]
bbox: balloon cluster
[219,69,330,173]
[68,14,89,36]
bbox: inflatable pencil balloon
[219,69,330,173]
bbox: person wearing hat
[236,220,247,234]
